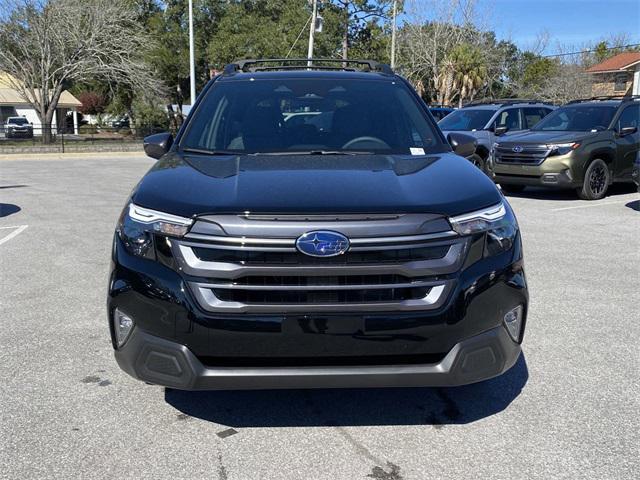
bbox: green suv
[490,96,640,200]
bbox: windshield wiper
[181,147,239,156]
[250,150,375,156]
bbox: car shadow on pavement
[502,184,636,201]
[626,200,639,211]
[164,354,528,427]
[0,203,21,218]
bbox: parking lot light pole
[391,0,397,69]
[189,0,196,106]
[307,0,318,67]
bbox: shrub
[78,124,98,134]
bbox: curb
[0,150,150,161]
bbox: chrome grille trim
[174,240,466,279]
[181,230,458,251]
[193,279,443,291]
[174,214,466,313]
[189,282,451,313]
[494,145,551,166]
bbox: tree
[77,91,108,121]
[450,44,487,106]
[397,0,482,101]
[206,0,345,66]
[0,0,164,142]
[329,0,393,60]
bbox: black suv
[109,59,528,390]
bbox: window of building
[614,73,628,92]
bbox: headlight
[117,203,192,258]
[547,142,580,156]
[449,201,518,256]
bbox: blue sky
[483,0,640,54]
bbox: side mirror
[494,125,509,136]
[143,132,173,159]
[620,126,638,136]
[447,132,477,158]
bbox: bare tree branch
[0,0,165,142]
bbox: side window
[494,108,521,131]
[523,108,549,129]
[617,104,640,131]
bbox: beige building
[0,72,82,134]
[586,52,640,97]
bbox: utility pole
[307,0,318,67]
[390,0,397,69]
[188,0,196,106]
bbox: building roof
[0,72,81,108]
[586,52,640,73]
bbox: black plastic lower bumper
[493,170,576,188]
[115,325,521,390]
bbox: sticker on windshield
[410,147,425,156]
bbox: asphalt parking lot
[1,155,638,480]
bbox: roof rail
[566,94,640,104]
[223,58,394,75]
[463,98,545,107]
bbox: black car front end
[108,198,527,390]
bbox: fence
[0,123,167,154]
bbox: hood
[496,130,598,145]
[132,152,501,218]
[440,130,488,140]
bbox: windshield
[181,78,444,155]
[438,108,496,131]
[8,118,28,125]
[532,105,617,132]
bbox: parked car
[428,106,455,121]
[439,99,555,172]
[109,58,528,391]
[111,117,130,130]
[5,116,33,138]
[490,96,640,199]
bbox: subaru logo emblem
[296,231,350,257]
[512,146,524,153]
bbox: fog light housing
[113,308,134,347]
[503,305,524,342]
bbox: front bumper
[109,229,528,390]
[492,153,583,188]
[115,324,521,390]
[6,128,33,138]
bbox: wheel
[577,159,610,200]
[500,183,526,194]
[469,153,486,173]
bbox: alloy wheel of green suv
[578,158,610,200]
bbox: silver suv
[439,100,555,172]
[4,116,34,139]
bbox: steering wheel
[341,136,390,150]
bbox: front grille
[172,214,466,313]
[191,245,450,265]
[495,145,550,165]
[213,286,433,304]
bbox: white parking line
[551,200,636,212]
[0,225,28,245]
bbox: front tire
[577,159,610,200]
[469,153,486,173]
[500,184,526,194]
